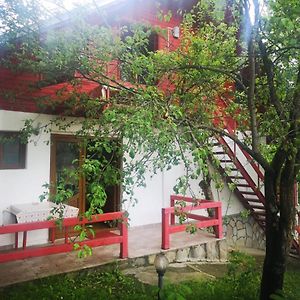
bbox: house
[0,0,270,255]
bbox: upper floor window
[36,68,75,88]
[120,25,158,84]
[0,131,26,169]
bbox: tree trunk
[260,165,295,299]
[199,169,214,218]
[244,0,260,152]
[199,172,214,201]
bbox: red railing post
[162,197,223,249]
[294,182,298,207]
[170,196,175,225]
[162,208,170,250]
[64,227,69,244]
[50,228,55,243]
[15,232,18,248]
[215,204,223,239]
[120,213,128,258]
[22,231,27,249]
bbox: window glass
[0,132,26,169]
[55,140,79,195]
[2,140,20,165]
[120,24,158,84]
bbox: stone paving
[124,247,266,286]
[0,223,225,287]
[124,263,221,286]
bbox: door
[50,134,121,215]
[85,140,121,214]
[50,134,85,213]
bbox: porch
[0,223,226,287]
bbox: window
[120,25,158,84]
[0,131,26,169]
[36,68,75,88]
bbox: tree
[0,0,299,299]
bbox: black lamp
[154,252,169,300]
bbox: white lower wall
[125,160,244,227]
[0,110,244,247]
[0,111,52,246]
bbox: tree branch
[258,38,287,122]
[244,0,260,152]
[169,65,247,91]
[75,68,139,95]
[291,65,300,125]
[271,66,300,177]
[291,65,300,173]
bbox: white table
[8,202,79,223]
[5,202,79,248]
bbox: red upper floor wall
[0,0,237,128]
[0,0,195,114]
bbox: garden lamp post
[154,252,169,300]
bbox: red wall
[0,0,183,114]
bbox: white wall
[0,111,52,215]
[0,110,52,246]
[125,157,244,227]
[0,110,245,247]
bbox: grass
[0,267,156,300]
[1,252,300,300]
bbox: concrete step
[127,239,228,267]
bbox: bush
[162,251,260,300]
[0,267,156,300]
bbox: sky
[41,0,117,11]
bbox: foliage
[0,0,300,298]
[1,252,300,300]
[162,283,193,300]
[0,267,156,300]
[227,250,257,279]
[173,251,260,300]
[1,0,239,207]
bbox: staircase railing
[217,134,265,204]
[226,126,264,181]
[214,126,299,254]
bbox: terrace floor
[0,223,219,287]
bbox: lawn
[1,252,299,300]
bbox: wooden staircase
[212,127,299,255]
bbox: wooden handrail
[218,135,266,205]
[225,125,264,181]
[162,196,222,250]
[0,211,128,263]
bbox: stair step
[214,151,226,155]
[240,191,257,195]
[236,183,250,187]
[244,198,261,203]
[229,176,245,180]
[255,211,266,215]
[220,160,232,163]
[253,212,265,218]
[250,204,265,209]
[257,215,266,219]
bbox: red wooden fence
[0,211,128,263]
[162,195,223,250]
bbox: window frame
[0,131,26,170]
[119,25,159,84]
